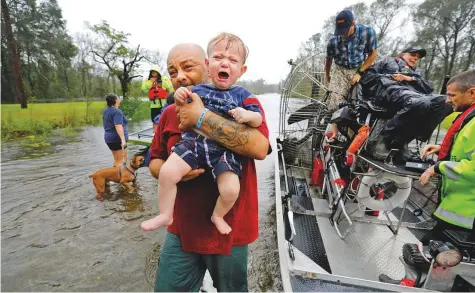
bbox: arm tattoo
[204,114,250,149]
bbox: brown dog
[89,155,145,200]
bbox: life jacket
[438,104,475,161]
[148,80,169,104]
[394,57,412,75]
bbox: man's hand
[174,87,192,106]
[421,144,441,158]
[419,165,436,185]
[181,168,205,182]
[228,107,251,124]
[175,92,205,131]
[351,73,361,85]
[392,74,412,82]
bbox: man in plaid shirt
[325,9,378,142]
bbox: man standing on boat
[325,9,378,142]
[419,69,475,243]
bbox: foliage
[293,0,475,91]
[119,98,149,121]
[412,0,475,88]
[87,20,148,99]
[0,0,118,104]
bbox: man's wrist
[196,108,209,129]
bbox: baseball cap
[401,46,427,58]
[335,9,355,36]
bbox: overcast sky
[57,0,374,84]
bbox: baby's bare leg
[212,171,240,235]
[141,153,192,231]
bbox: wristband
[196,108,209,129]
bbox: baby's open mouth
[218,72,229,79]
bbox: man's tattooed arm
[200,111,268,159]
[203,114,249,148]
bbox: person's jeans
[154,232,248,292]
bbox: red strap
[438,104,475,160]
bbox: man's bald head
[167,43,206,64]
[167,43,208,89]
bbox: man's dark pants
[421,218,475,246]
[154,232,248,292]
[376,87,452,146]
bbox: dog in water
[89,155,145,200]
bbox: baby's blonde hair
[207,32,249,64]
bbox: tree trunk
[87,71,92,96]
[425,46,436,80]
[25,46,35,93]
[1,43,15,103]
[119,77,128,99]
[81,64,87,97]
[464,40,475,71]
[448,29,459,76]
[111,74,116,93]
[1,0,27,108]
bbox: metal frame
[290,269,430,292]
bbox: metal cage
[279,49,329,169]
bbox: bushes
[120,98,149,121]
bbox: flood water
[1,94,282,292]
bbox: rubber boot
[373,136,391,160]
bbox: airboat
[274,50,475,292]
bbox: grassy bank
[1,99,149,141]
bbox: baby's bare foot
[141,215,173,231]
[211,215,232,235]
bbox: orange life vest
[148,80,169,103]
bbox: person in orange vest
[141,65,174,133]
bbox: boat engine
[379,230,475,290]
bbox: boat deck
[277,154,432,292]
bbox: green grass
[1,101,104,141]
[1,100,149,141]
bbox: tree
[2,0,27,108]
[143,48,167,75]
[88,20,145,99]
[413,0,475,77]
[461,18,475,71]
[74,32,95,97]
[369,0,407,47]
